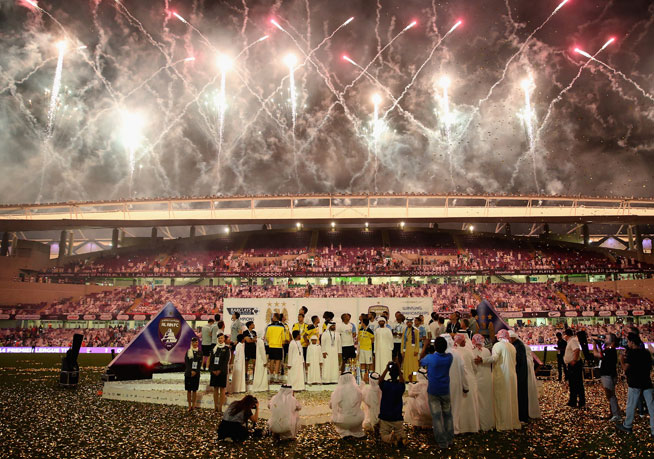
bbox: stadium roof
[1,193,654,231]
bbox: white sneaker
[610,416,621,423]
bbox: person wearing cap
[374,317,394,378]
[402,317,420,382]
[330,372,365,439]
[378,362,407,446]
[306,333,324,385]
[184,337,202,411]
[268,385,302,441]
[321,322,341,384]
[362,372,382,431]
[471,334,495,431]
[475,329,520,430]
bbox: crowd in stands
[5,281,652,318]
[0,325,139,347]
[514,323,654,345]
[39,230,650,278]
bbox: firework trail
[46,41,66,137]
[228,18,352,157]
[576,48,654,103]
[536,38,615,143]
[383,19,461,119]
[452,0,569,151]
[518,77,539,191]
[437,76,456,188]
[0,57,57,94]
[342,55,431,135]
[510,38,615,187]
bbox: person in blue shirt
[378,361,407,447]
[420,336,454,449]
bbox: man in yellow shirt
[358,317,375,383]
[292,312,309,360]
[265,313,286,384]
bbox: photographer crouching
[593,333,620,422]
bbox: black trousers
[557,355,568,382]
[567,361,585,407]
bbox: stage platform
[102,372,336,424]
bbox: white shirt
[390,320,406,344]
[563,337,581,364]
[429,322,444,339]
[338,322,356,347]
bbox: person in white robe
[330,372,365,438]
[444,333,468,435]
[361,372,382,431]
[525,343,542,419]
[306,334,323,385]
[374,318,394,378]
[321,322,341,384]
[251,336,269,392]
[405,369,431,428]
[268,386,302,440]
[471,334,495,431]
[475,329,521,431]
[231,335,247,393]
[287,331,306,391]
[453,334,480,433]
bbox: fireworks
[576,42,654,103]
[119,111,145,195]
[518,77,539,191]
[437,75,455,188]
[46,40,66,138]
[216,54,233,156]
[284,53,298,136]
[2,0,652,202]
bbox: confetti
[1,354,653,458]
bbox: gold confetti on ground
[1,354,653,458]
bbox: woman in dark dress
[210,333,231,413]
[217,395,259,443]
[185,337,202,411]
[244,321,257,384]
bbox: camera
[592,334,606,347]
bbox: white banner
[223,298,298,339]
[223,297,433,339]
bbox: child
[306,334,323,385]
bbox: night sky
[0,0,653,204]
